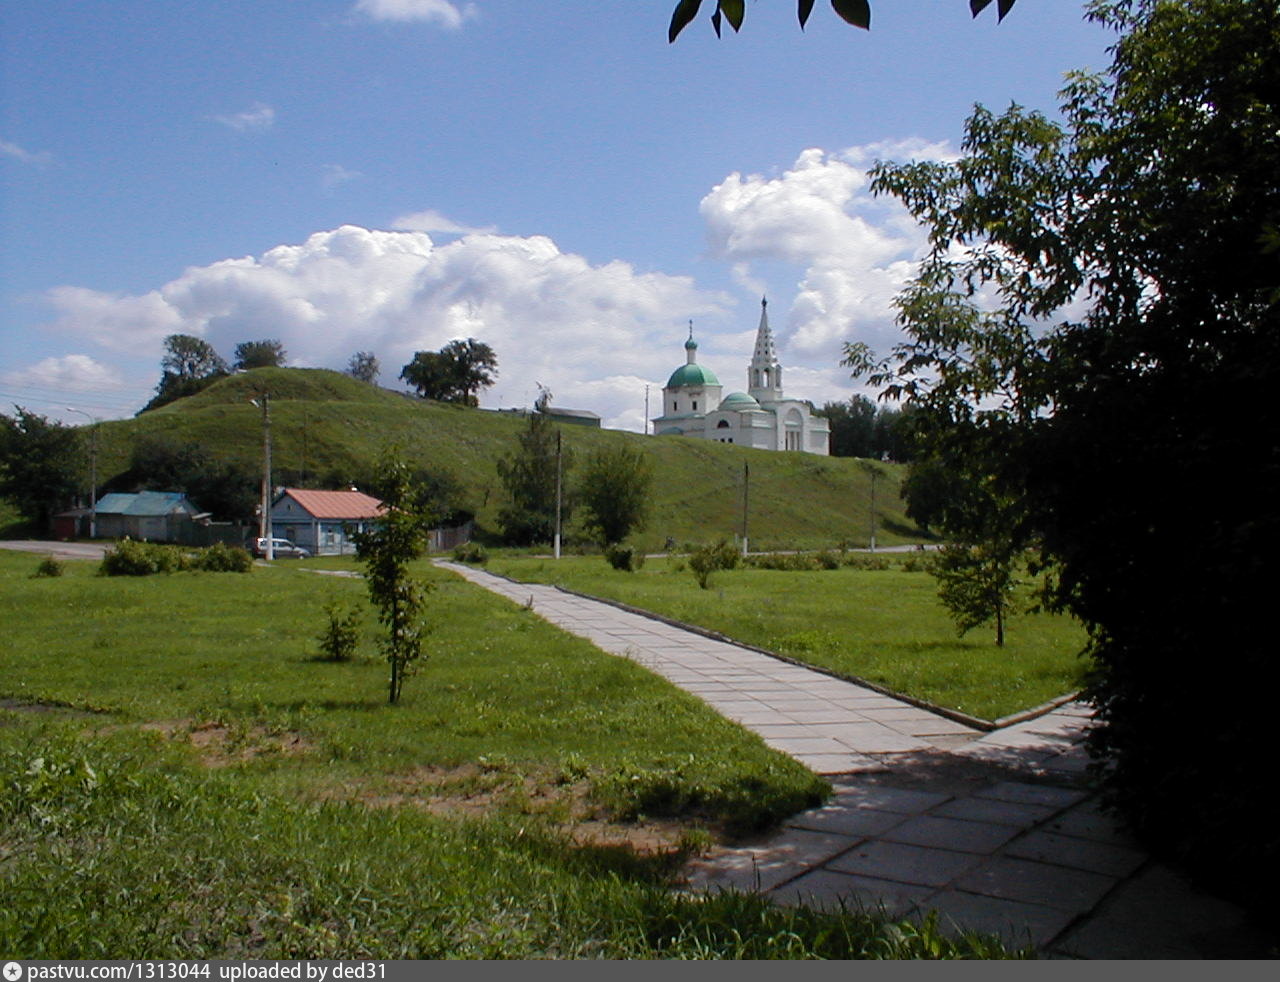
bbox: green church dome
[667,363,720,388]
[719,391,762,411]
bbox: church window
[692,401,697,411]
[716,420,730,429]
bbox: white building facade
[651,299,830,455]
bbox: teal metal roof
[95,491,196,516]
[666,363,720,388]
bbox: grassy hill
[86,367,924,551]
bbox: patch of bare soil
[141,719,313,768]
[324,764,690,856]
[0,698,100,718]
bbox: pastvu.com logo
[4,962,23,981]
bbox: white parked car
[252,537,311,559]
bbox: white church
[651,298,831,455]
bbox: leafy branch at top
[668,0,1017,42]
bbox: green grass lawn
[0,550,822,831]
[0,549,1024,958]
[484,554,1092,722]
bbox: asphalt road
[0,540,112,560]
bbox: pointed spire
[749,296,782,402]
[685,320,698,363]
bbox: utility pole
[251,394,273,560]
[644,385,650,436]
[742,461,750,557]
[66,407,97,539]
[554,428,563,560]
[868,465,878,553]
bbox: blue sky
[1,1,1114,430]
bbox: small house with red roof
[268,488,384,556]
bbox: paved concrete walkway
[436,561,1269,958]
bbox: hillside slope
[87,368,923,550]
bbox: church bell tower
[748,296,783,405]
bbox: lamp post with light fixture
[249,394,273,561]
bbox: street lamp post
[249,395,273,561]
[65,407,97,539]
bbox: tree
[354,453,430,705]
[400,339,498,406]
[114,435,257,521]
[857,0,1280,908]
[141,334,229,413]
[233,339,286,370]
[347,351,380,384]
[668,0,1016,42]
[0,407,82,530]
[816,397,877,457]
[578,445,653,547]
[496,388,572,545]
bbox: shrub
[815,550,841,570]
[317,599,362,662]
[99,539,190,576]
[193,542,253,573]
[603,544,645,572]
[688,539,740,589]
[32,557,63,578]
[452,541,488,565]
[841,555,890,571]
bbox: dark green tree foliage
[863,0,1280,909]
[496,389,571,545]
[400,339,498,406]
[114,436,257,521]
[578,445,653,547]
[0,407,82,530]
[354,454,429,704]
[354,464,471,528]
[667,0,1015,41]
[233,339,286,370]
[141,335,229,413]
[346,351,380,384]
[816,397,917,460]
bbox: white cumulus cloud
[1,354,126,393]
[352,0,477,28]
[212,102,276,132]
[700,140,953,366]
[38,225,726,431]
[391,209,496,236]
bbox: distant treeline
[815,396,918,462]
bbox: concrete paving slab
[924,890,1076,951]
[882,815,1024,855]
[1003,829,1145,878]
[973,781,1089,809]
[826,783,954,813]
[931,796,1059,828]
[795,753,888,774]
[786,803,909,837]
[827,840,985,888]
[1047,862,1271,959]
[954,855,1118,912]
[765,736,853,755]
[771,869,937,920]
[1042,801,1139,847]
